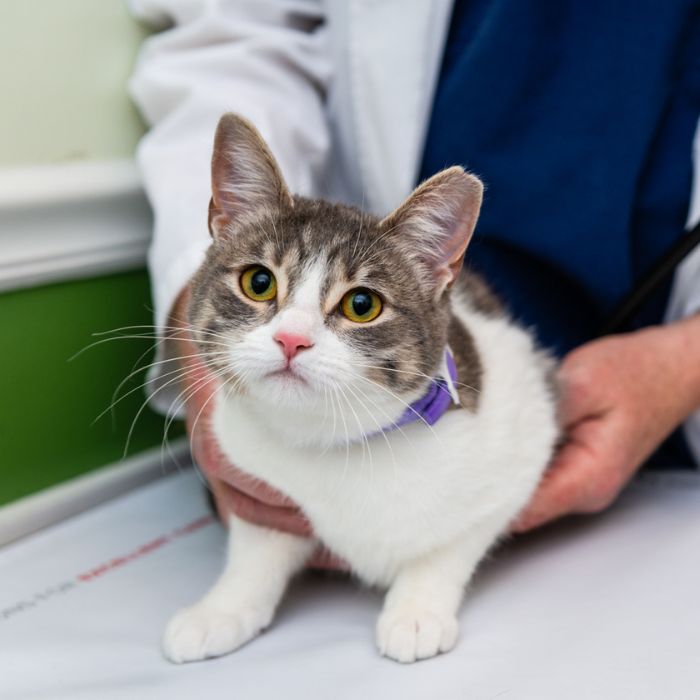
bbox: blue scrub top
[419,0,700,466]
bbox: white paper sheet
[2,469,700,699]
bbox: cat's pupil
[251,270,271,294]
[352,292,372,316]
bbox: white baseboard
[0,159,152,292]
[0,439,192,547]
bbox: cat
[162,113,559,664]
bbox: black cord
[599,221,700,336]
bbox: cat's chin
[266,367,309,386]
[253,369,327,409]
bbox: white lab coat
[128,0,700,460]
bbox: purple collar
[374,350,459,436]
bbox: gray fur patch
[447,315,482,412]
[456,271,505,317]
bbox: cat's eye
[240,266,277,301]
[341,288,382,323]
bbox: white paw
[376,607,459,664]
[162,603,271,664]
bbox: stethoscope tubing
[600,221,700,336]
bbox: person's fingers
[308,546,351,571]
[512,350,626,534]
[555,357,610,429]
[511,440,594,532]
[207,475,234,523]
[511,416,624,532]
[171,297,218,415]
[215,481,314,536]
[207,474,312,538]
[180,353,217,416]
[206,467,312,536]
[190,419,296,507]
[190,410,308,534]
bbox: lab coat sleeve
[666,116,700,463]
[666,116,700,322]
[128,0,331,335]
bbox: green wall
[0,271,182,506]
[0,1,149,166]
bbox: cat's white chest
[213,395,548,585]
[213,398,463,579]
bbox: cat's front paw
[376,607,459,664]
[162,603,271,664]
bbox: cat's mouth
[267,367,308,385]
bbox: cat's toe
[376,608,458,663]
[162,604,269,663]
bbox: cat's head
[189,114,483,440]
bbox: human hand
[513,317,700,532]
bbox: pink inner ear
[380,166,484,288]
[441,207,479,285]
[208,197,226,238]
[208,114,293,238]
[387,167,483,288]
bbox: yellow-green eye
[341,288,382,323]
[241,266,277,301]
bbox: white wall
[0,1,149,166]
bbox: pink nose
[273,331,313,360]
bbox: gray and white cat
[163,114,559,664]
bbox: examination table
[2,467,699,699]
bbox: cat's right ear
[209,113,293,238]
[379,166,483,294]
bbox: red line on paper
[0,514,217,623]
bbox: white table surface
[2,468,699,700]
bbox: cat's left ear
[379,167,483,292]
[209,113,294,238]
